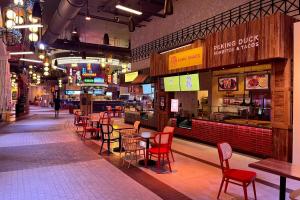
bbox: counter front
[171,118,272,157]
[125,111,156,129]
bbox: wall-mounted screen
[142,84,152,94]
[171,99,179,112]
[125,72,138,82]
[179,73,200,91]
[245,74,269,90]
[164,76,180,92]
[65,90,81,95]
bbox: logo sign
[94,77,104,83]
[168,47,203,70]
[84,78,94,83]
[82,73,97,77]
[213,35,259,55]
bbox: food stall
[150,14,293,161]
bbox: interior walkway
[0,106,300,200]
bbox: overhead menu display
[125,72,138,82]
[179,73,200,91]
[164,76,180,91]
[169,47,203,70]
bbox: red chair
[162,126,175,162]
[74,111,85,132]
[114,106,123,117]
[217,142,257,200]
[106,106,113,117]
[148,132,173,172]
[81,117,99,140]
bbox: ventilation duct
[42,0,85,44]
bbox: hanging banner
[168,47,203,70]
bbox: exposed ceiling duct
[42,0,85,44]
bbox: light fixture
[32,0,42,19]
[44,62,49,67]
[85,0,91,21]
[29,65,33,69]
[9,51,34,55]
[29,26,38,32]
[14,16,24,25]
[44,71,49,76]
[29,70,33,74]
[44,66,49,71]
[160,44,192,54]
[85,15,91,21]
[33,73,37,77]
[52,65,57,70]
[71,63,77,67]
[13,0,24,6]
[13,23,43,29]
[6,9,16,20]
[28,14,38,23]
[39,53,45,60]
[72,28,78,34]
[38,43,45,50]
[128,16,135,32]
[116,4,142,15]
[28,33,39,42]
[164,0,173,16]
[20,58,43,63]
[5,20,15,29]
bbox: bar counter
[124,111,156,129]
[92,100,124,113]
[171,118,272,157]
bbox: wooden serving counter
[171,118,272,157]
[124,111,156,129]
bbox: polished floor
[0,106,300,200]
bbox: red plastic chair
[217,142,257,200]
[74,111,85,132]
[148,132,172,172]
[162,126,175,162]
[81,117,99,140]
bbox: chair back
[217,142,232,173]
[133,121,141,133]
[100,112,111,124]
[106,106,112,111]
[162,126,175,148]
[100,124,114,140]
[115,106,122,111]
[122,135,140,151]
[153,132,172,154]
[99,112,105,119]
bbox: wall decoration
[218,77,238,91]
[245,74,269,90]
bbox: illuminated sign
[107,75,112,83]
[65,90,81,95]
[125,71,138,82]
[94,77,104,83]
[113,73,118,84]
[168,47,203,70]
[84,78,94,83]
[82,73,97,77]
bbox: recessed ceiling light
[116,4,142,15]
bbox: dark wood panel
[150,40,205,77]
[205,14,293,68]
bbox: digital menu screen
[179,73,200,91]
[164,76,180,92]
[142,84,152,94]
[65,90,81,95]
[125,72,138,82]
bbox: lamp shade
[32,1,42,18]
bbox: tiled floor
[0,106,300,200]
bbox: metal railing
[132,0,300,62]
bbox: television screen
[142,84,152,94]
[106,92,113,96]
[164,76,180,92]
[180,73,200,91]
[125,72,138,82]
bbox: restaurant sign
[168,47,203,70]
[213,35,259,55]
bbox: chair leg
[170,149,175,162]
[166,153,172,172]
[243,183,248,200]
[217,177,225,199]
[107,140,110,155]
[224,178,229,193]
[128,153,133,168]
[157,154,161,170]
[99,141,104,155]
[253,181,257,200]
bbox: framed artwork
[245,74,269,90]
[218,76,238,91]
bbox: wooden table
[249,158,300,200]
[112,124,134,152]
[138,132,156,167]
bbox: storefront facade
[150,14,293,161]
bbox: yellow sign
[125,71,138,82]
[169,47,203,70]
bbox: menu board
[218,77,238,91]
[164,76,180,91]
[171,99,179,112]
[179,73,200,91]
[245,74,269,90]
[125,72,138,82]
[65,90,81,95]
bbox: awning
[132,74,149,84]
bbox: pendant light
[103,33,109,45]
[32,0,42,19]
[85,0,91,21]
[164,0,173,16]
[128,16,135,32]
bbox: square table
[249,158,300,200]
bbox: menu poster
[218,77,238,91]
[171,99,179,112]
[245,74,269,90]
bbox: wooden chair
[162,126,175,162]
[74,111,85,132]
[106,106,113,117]
[114,106,123,117]
[148,132,173,172]
[217,142,257,200]
[99,124,119,155]
[121,134,145,168]
[81,117,98,140]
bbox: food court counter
[124,111,156,129]
[92,100,124,113]
[170,118,272,157]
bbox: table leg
[279,176,286,200]
[145,138,149,167]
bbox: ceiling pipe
[42,0,85,44]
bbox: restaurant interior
[1,0,300,199]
